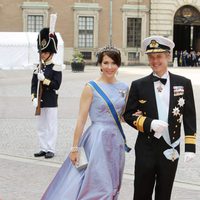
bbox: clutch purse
[75,147,88,170]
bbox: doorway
[174,5,200,52]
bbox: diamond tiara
[96,45,120,56]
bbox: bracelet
[70,146,79,153]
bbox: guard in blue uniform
[124,36,196,200]
[31,27,62,159]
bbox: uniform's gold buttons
[173,137,175,140]
[148,136,150,139]
[173,131,176,134]
[175,125,178,128]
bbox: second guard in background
[124,36,196,200]
[31,20,62,159]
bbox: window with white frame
[21,2,49,32]
[78,16,94,48]
[127,18,141,48]
[27,15,44,32]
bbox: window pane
[78,16,94,48]
[79,34,85,47]
[127,18,141,48]
[81,51,92,60]
[128,52,140,61]
[27,15,44,32]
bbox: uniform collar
[153,71,169,79]
[43,59,54,66]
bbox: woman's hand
[121,110,142,122]
[121,116,125,122]
[70,151,79,166]
[134,110,142,116]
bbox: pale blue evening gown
[41,81,129,200]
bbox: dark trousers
[133,135,179,200]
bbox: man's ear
[166,52,171,61]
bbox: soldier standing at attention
[124,35,197,200]
[31,15,62,159]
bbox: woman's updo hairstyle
[96,45,121,67]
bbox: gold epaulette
[185,134,196,144]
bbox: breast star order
[178,97,185,107]
[172,107,180,116]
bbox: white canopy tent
[0,32,64,69]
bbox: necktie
[152,76,167,85]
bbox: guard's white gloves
[37,72,45,81]
[32,98,38,108]
[184,152,195,162]
[151,120,168,139]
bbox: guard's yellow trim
[185,135,196,144]
[43,79,51,86]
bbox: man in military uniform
[124,36,196,200]
[31,27,62,159]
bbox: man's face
[147,52,170,76]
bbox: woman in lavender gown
[41,45,130,200]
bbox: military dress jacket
[31,61,62,108]
[123,72,196,153]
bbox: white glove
[32,98,38,108]
[184,152,195,162]
[37,72,45,81]
[151,120,168,139]
[154,132,163,139]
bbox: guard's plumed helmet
[37,27,58,53]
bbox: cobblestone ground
[0,66,200,200]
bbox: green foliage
[71,50,85,63]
